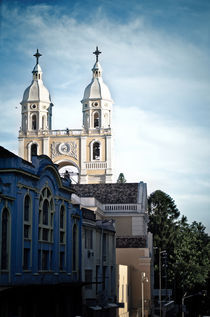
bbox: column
[42,137,49,156]
[79,136,87,184]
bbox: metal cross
[93,46,101,62]
[33,49,42,64]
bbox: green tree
[148,190,180,251]
[148,190,210,307]
[117,173,126,183]
[173,221,210,298]
[148,190,180,287]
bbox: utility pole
[159,250,167,317]
[159,249,162,317]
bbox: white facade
[81,208,116,313]
[18,48,113,184]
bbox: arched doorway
[55,160,80,184]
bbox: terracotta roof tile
[71,183,139,204]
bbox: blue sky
[0,0,210,232]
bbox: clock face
[59,143,70,154]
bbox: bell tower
[18,47,113,184]
[19,49,53,161]
[81,47,112,131]
[79,47,113,183]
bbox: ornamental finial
[93,46,101,62]
[33,49,42,64]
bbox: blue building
[0,146,82,317]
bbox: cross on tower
[93,46,101,62]
[33,49,42,64]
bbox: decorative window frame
[38,187,54,243]
[90,139,101,161]
[59,204,66,245]
[59,204,66,272]
[92,110,100,129]
[0,205,11,271]
[28,141,39,162]
[72,220,79,273]
[22,193,32,271]
[31,113,37,130]
[23,193,32,240]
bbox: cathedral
[18,48,113,184]
[16,48,153,317]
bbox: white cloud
[0,2,210,232]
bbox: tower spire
[33,49,42,65]
[93,46,101,62]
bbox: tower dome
[21,49,51,104]
[81,47,113,132]
[19,50,53,136]
[81,47,113,103]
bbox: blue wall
[0,147,82,286]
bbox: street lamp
[141,272,148,317]
[182,292,203,317]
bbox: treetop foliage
[117,173,126,183]
[148,189,210,303]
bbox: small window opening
[93,142,100,160]
[32,115,37,130]
[94,112,99,128]
[31,144,37,160]
[43,200,49,225]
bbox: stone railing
[49,129,82,136]
[87,128,111,135]
[86,162,107,169]
[103,204,140,212]
[19,127,111,137]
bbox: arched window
[1,208,10,270]
[60,205,65,244]
[38,188,54,271]
[23,195,31,270]
[94,112,99,128]
[24,195,31,239]
[72,223,78,271]
[43,200,49,225]
[24,195,30,221]
[59,205,66,271]
[93,142,100,160]
[39,188,54,242]
[32,114,37,130]
[31,144,37,160]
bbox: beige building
[72,182,153,317]
[18,48,113,184]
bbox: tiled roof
[116,236,147,248]
[71,183,139,204]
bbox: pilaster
[18,138,24,159]
[42,137,49,156]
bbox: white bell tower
[81,47,112,132]
[19,49,53,160]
